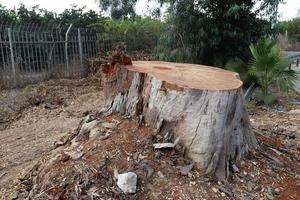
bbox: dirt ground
[0,78,104,198]
[0,78,299,200]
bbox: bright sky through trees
[1,0,299,20]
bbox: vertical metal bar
[18,25,28,82]
[65,24,73,77]
[8,28,16,86]
[49,30,56,75]
[85,34,89,58]
[88,34,92,58]
[0,30,7,86]
[37,27,43,76]
[4,27,10,87]
[82,34,86,58]
[33,25,39,74]
[5,26,11,87]
[42,29,48,79]
[54,28,60,76]
[25,26,32,79]
[78,28,83,71]
[70,35,76,75]
[29,25,36,81]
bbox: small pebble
[212,187,218,193]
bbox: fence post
[7,28,17,87]
[78,28,83,70]
[65,24,73,77]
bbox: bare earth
[0,78,103,198]
[0,78,299,200]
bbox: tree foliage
[0,4,101,28]
[96,0,138,19]
[94,16,164,52]
[249,38,297,103]
[156,0,272,66]
[279,17,300,41]
[228,39,298,105]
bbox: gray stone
[232,164,240,173]
[247,181,253,192]
[179,164,194,176]
[65,151,84,160]
[142,164,154,178]
[102,122,118,130]
[117,172,137,194]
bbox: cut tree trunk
[101,60,258,179]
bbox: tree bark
[101,61,258,179]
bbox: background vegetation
[279,16,300,41]
[1,1,299,104]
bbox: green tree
[16,4,57,25]
[279,17,300,41]
[94,16,164,52]
[0,4,102,28]
[249,38,297,104]
[96,0,138,19]
[156,0,272,65]
[59,5,101,27]
[0,4,17,23]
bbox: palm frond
[248,38,299,104]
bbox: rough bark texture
[101,61,258,179]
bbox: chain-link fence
[0,23,102,89]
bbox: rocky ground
[0,78,299,200]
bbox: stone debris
[247,181,253,192]
[0,172,6,179]
[65,151,84,160]
[232,164,240,173]
[117,172,137,194]
[288,109,300,114]
[157,171,165,178]
[80,120,99,135]
[153,137,180,149]
[76,120,100,141]
[216,185,233,197]
[142,163,154,178]
[179,163,194,176]
[102,122,118,130]
[90,127,110,140]
[212,187,218,193]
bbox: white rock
[79,120,99,135]
[212,187,218,193]
[153,143,175,149]
[153,137,180,149]
[117,172,137,194]
[288,109,300,114]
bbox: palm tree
[249,38,298,104]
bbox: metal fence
[0,23,101,89]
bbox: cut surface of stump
[101,60,258,179]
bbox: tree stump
[101,60,258,179]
